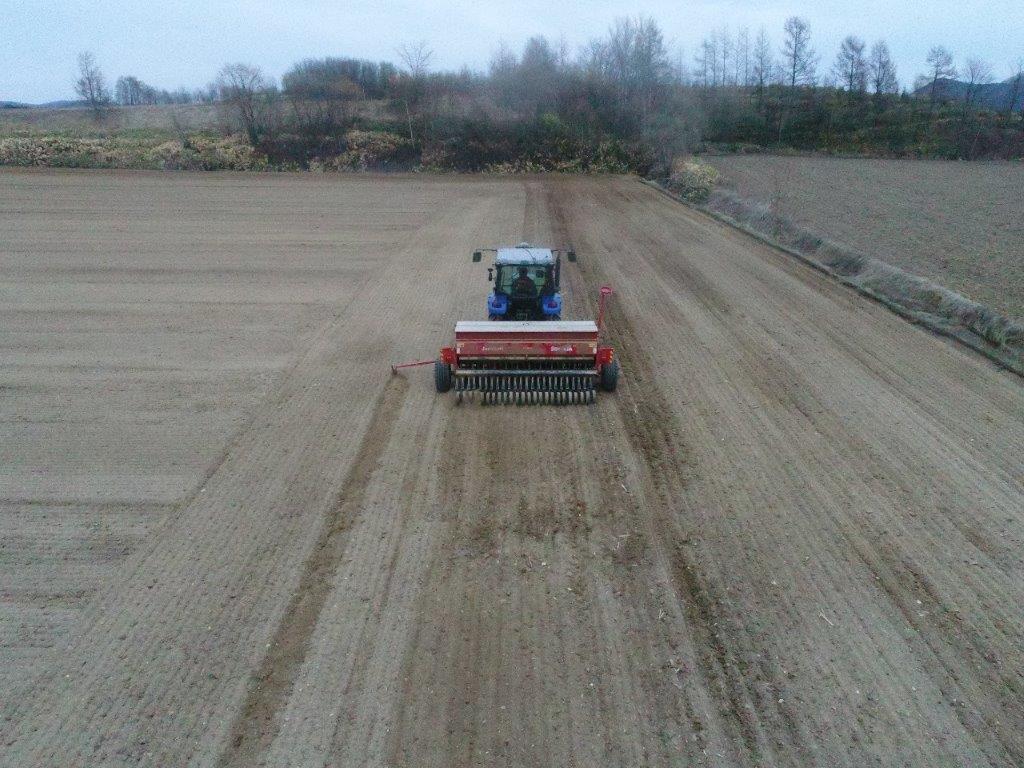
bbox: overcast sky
[3,0,1023,103]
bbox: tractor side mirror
[487,268,493,282]
[472,250,482,262]
[567,250,577,263]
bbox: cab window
[497,265,549,294]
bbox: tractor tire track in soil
[549,182,809,764]
[218,376,407,768]
[2,170,1023,768]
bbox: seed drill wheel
[434,360,452,392]
[600,359,619,392]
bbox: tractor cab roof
[495,243,554,266]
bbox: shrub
[325,130,416,170]
[0,121,655,175]
[665,158,720,202]
[0,133,267,171]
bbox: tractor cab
[472,242,576,321]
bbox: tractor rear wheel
[434,360,452,392]
[599,359,619,392]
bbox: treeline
[208,20,690,173]
[692,23,1024,158]
[73,53,215,112]
[70,17,1024,171]
[113,76,216,106]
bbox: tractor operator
[513,266,536,297]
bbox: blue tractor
[472,242,577,321]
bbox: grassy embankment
[0,103,646,173]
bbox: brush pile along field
[1,169,1022,768]
[705,155,1024,320]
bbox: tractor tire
[434,360,452,393]
[599,358,619,392]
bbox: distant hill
[35,100,86,109]
[1,100,85,109]
[914,76,1024,111]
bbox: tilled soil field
[1,169,1022,768]
[705,155,1024,319]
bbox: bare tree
[395,41,433,139]
[281,59,363,137]
[115,76,135,106]
[958,57,994,156]
[1004,58,1024,119]
[555,36,571,69]
[752,28,775,95]
[999,59,1024,118]
[601,16,672,124]
[694,39,711,88]
[781,17,817,88]
[195,83,220,104]
[216,63,275,145]
[962,57,993,110]
[1020,62,1024,130]
[75,52,111,120]
[736,27,751,87]
[833,36,868,95]
[671,44,688,85]
[925,46,957,106]
[396,41,434,79]
[515,36,561,116]
[489,43,517,78]
[868,41,899,97]
[719,27,733,86]
[581,16,680,154]
[115,76,147,106]
[488,42,518,109]
[706,32,720,87]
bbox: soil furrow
[218,376,408,767]
[2,170,1022,768]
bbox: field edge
[641,178,1024,379]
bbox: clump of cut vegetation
[664,158,720,202]
[305,130,416,171]
[0,133,267,170]
[418,124,645,174]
